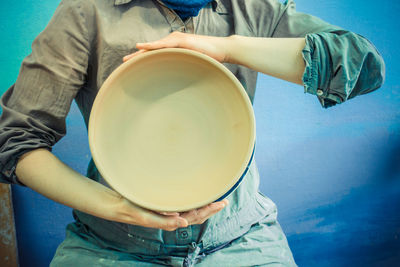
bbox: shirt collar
[114,0,227,13]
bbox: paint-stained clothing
[0,0,384,265]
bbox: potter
[0,0,384,265]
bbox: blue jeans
[50,210,296,266]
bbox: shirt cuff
[301,33,342,108]
[0,145,52,186]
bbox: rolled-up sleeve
[0,0,92,184]
[246,0,385,108]
[300,31,385,108]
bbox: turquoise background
[1,0,399,266]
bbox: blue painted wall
[1,0,399,266]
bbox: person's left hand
[123,32,230,63]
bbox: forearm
[132,33,306,85]
[14,148,223,230]
[15,148,124,221]
[225,35,306,85]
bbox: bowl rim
[88,47,256,212]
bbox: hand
[123,32,230,63]
[114,193,229,231]
[179,199,229,226]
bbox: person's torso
[73,0,275,253]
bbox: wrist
[224,34,241,64]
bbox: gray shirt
[0,0,385,257]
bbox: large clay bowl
[88,48,255,212]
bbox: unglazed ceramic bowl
[88,48,255,212]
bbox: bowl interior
[89,49,255,212]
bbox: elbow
[302,31,386,108]
[362,48,385,95]
[348,41,386,99]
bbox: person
[0,0,385,266]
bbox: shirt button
[316,89,324,96]
[179,230,188,239]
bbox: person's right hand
[112,192,229,231]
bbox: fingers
[122,49,146,62]
[123,32,188,62]
[140,211,188,231]
[119,199,188,231]
[121,198,228,231]
[136,31,186,50]
[157,211,180,216]
[136,40,169,50]
[139,199,229,230]
[181,199,229,225]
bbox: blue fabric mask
[162,0,213,21]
